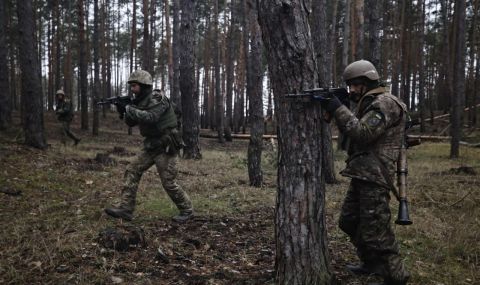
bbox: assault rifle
[285,87,349,107]
[96,95,132,107]
[285,87,350,121]
[96,95,132,119]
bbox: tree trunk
[100,1,107,118]
[0,0,11,129]
[142,0,152,74]
[418,0,427,132]
[225,0,237,142]
[311,0,337,184]
[78,0,88,130]
[63,0,73,110]
[166,0,173,95]
[365,0,381,67]
[450,0,466,158]
[47,15,53,111]
[438,0,452,113]
[92,0,100,136]
[214,0,224,143]
[353,0,364,59]
[329,0,339,86]
[466,0,478,126]
[247,0,263,187]
[17,0,46,149]
[180,0,201,159]
[202,17,211,129]
[342,0,350,72]
[257,1,332,283]
[171,0,181,106]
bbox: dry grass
[0,112,479,284]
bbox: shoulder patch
[366,112,384,127]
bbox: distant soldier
[105,70,193,222]
[55,89,81,146]
[318,60,410,285]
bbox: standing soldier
[319,60,410,285]
[105,70,193,222]
[55,89,81,146]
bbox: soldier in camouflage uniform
[105,70,193,222]
[319,60,410,285]
[55,89,81,146]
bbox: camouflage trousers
[339,179,410,284]
[118,150,193,214]
[59,121,79,144]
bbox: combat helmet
[343,60,380,82]
[127,70,153,86]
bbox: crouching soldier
[105,70,193,222]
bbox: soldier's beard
[133,85,152,104]
[349,92,362,103]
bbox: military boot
[105,207,133,221]
[172,210,193,222]
[346,263,382,276]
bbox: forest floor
[0,111,479,285]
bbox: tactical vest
[56,100,74,122]
[340,87,407,189]
[136,93,178,139]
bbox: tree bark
[17,0,47,149]
[142,0,152,74]
[418,0,427,132]
[257,1,332,283]
[166,0,173,95]
[450,0,466,158]
[0,0,11,129]
[78,0,88,130]
[225,0,237,142]
[214,0,224,143]
[311,0,337,184]
[171,0,181,106]
[180,0,201,159]
[202,16,211,129]
[247,0,263,187]
[365,0,381,67]
[466,0,478,126]
[353,0,364,59]
[92,0,100,136]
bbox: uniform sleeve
[334,95,403,145]
[124,102,169,124]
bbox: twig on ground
[449,191,473,207]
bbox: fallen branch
[449,190,473,207]
[199,130,453,142]
[459,141,480,148]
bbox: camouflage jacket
[124,91,178,151]
[55,99,74,122]
[333,87,407,189]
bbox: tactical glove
[332,88,350,109]
[115,103,127,119]
[315,93,343,113]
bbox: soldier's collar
[364,86,387,96]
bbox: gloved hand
[314,93,343,113]
[332,88,350,109]
[115,102,127,119]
